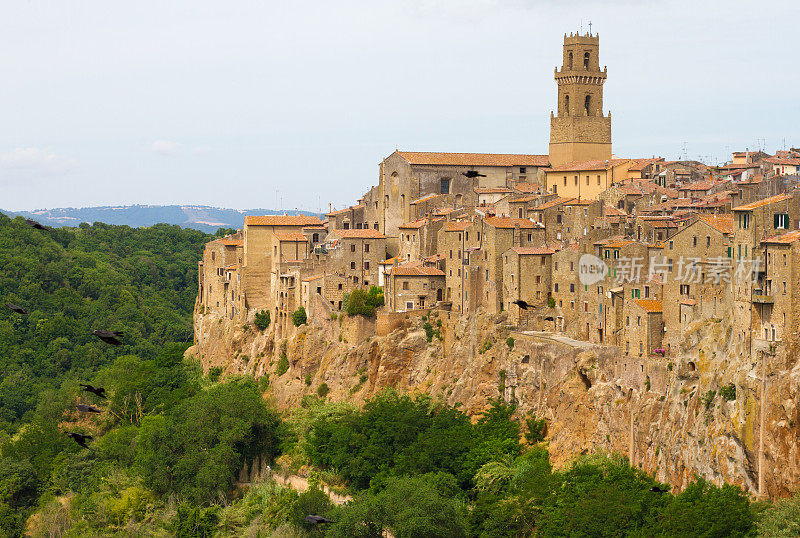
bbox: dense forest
[1,213,799,537]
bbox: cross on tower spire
[588,21,592,35]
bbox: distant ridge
[0,205,323,233]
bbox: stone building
[544,159,631,200]
[397,217,444,263]
[385,265,446,312]
[756,230,800,348]
[502,246,555,325]
[622,299,663,357]
[199,233,244,320]
[548,32,613,166]
[377,151,549,255]
[325,228,387,291]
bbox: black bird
[92,329,123,345]
[76,404,102,414]
[512,299,531,310]
[650,486,669,493]
[79,384,107,399]
[462,170,486,178]
[25,219,49,231]
[6,304,28,315]
[304,515,335,525]
[65,432,93,449]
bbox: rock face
[189,301,800,499]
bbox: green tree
[292,306,307,326]
[254,310,271,331]
[757,492,800,537]
[655,477,756,537]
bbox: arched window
[584,95,591,116]
[568,51,573,69]
[564,94,569,114]
[584,52,590,69]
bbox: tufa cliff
[188,296,800,499]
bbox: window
[583,51,590,68]
[568,51,573,69]
[440,178,451,194]
[564,94,570,114]
[449,250,453,259]
[742,213,750,229]
[584,301,588,312]
[364,261,370,270]
[680,284,690,295]
[570,283,575,293]
[350,262,356,269]
[351,244,356,252]
[486,269,489,280]
[528,233,532,241]
[374,222,379,229]
[338,283,343,290]
[211,251,215,261]
[555,283,559,292]
[343,222,350,230]
[406,301,414,310]
[597,174,601,185]
[312,233,319,242]
[584,95,591,115]
[541,256,546,265]
[570,261,574,271]
[402,281,409,290]
[669,240,674,250]
[520,167,527,173]
[466,232,469,241]
[536,275,541,284]
[775,213,789,229]
[637,316,641,326]
[353,276,359,284]
[365,243,370,253]
[693,236,697,247]
[626,316,630,326]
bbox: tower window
[585,95,591,116]
[564,94,569,115]
[568,51,573,69]
[584,52,590,69]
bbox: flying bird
[6,304,28,315]
[92,329,123,346]
[79,384,107,399]
[462,170,486,178]
[512,299,531,310]
[650,486,669,493]
[304,515,335,525]
[26,219,49,231]
[76,404,102,414]
[65,432,93,449]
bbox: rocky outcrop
[189,303,800,500]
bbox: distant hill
[0,205,322,232]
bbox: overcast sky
[2,0,798,212]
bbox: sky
[1,0,798,213]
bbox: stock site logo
[578,253,607,286]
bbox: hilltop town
[197,32,800,368]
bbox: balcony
[752,292,773,304]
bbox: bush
[720,383,736,401]
[506,337,515,350]
[208,367,223,382]
[547,296,556,308]
[317,383,330,398]
[525,415,548,444]
[479,341,493,354]
[277,355,289,376]
[254,310,271,331]
[291,307,307,327]
[423,322,435,342]
[304,374,312,386]
[343,286,384,317]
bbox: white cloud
[150,140,185,156]
[0,147,78,175]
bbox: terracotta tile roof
[765,157,800,166]
[565,198,595,206]
[537,196,575,210]
[628,158,664,171]
[604,240,636,248]
[331,228,386,239]
[302,273,326,282]
[510,195,537,203]
[484,216,543,229]
[603,205,627,216]
[245,215,323,227]
[379,257,398,265]
[396,151,549,167]
[302,224,326,230]
[390,265,446,277]
[475,187,513,194]
[634,299,663,313]
[510,246,556,255]
[681,179,718,191]
[594,235,626,245]
[732,193,792,211]
[444,221,471,232]
[680,299,696,306]
[699,215,734,234]
[616,185,643,195]
[273,232,308,242]
[326,204,365,217]
[549,158,629,172]
[763,230,800,244]
[410,193,442,205]
[399,219,427,229]
[223,264,238,270]
[511,183,541,193]
[220,238,243,246]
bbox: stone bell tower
[548,32,612,167]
